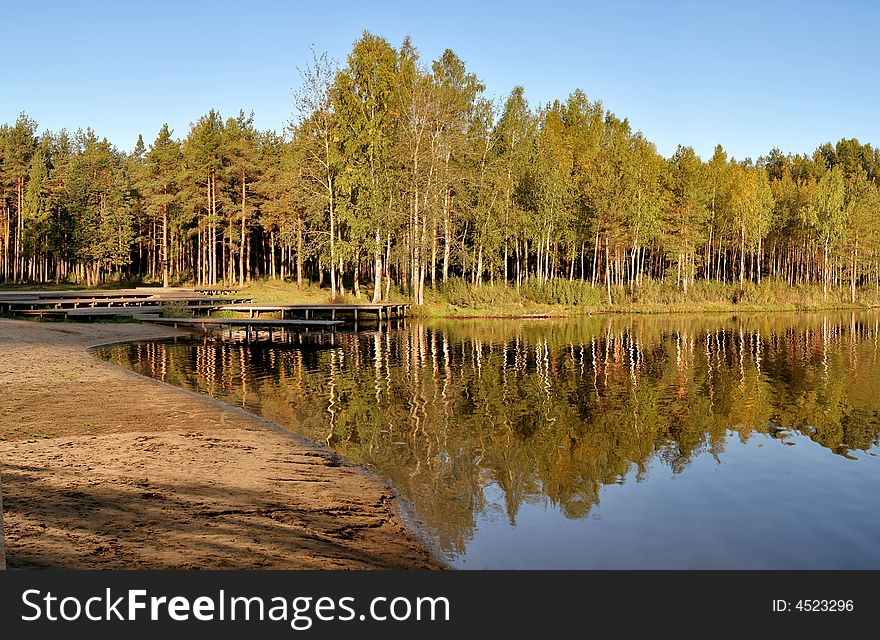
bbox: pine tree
[146,124,181,286]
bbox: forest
[2,32,880,305]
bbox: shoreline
[84,333,445,566]
[0,319,443,569]
[411,302,879,320]
[0,458,4,570]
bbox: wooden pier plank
[2,295,250,311]
[138,317,343,328]
[217,302,411,320]
[66,306,165,317]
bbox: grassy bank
[235,277,880,317]
[4,277,879,319]
[414,277,880,318]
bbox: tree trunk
[296,214,304,290]
[329,176,336,300]
[162,191,169,288]
[604,236,612,305]
[239,170,246,286]
[823,238,829,301]
[372,228,382,302]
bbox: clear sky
[4,0,878,160]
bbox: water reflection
[98,312,880,568]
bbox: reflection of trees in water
[100,312,880,556]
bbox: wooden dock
[16,306,166,319]
[0,289,251,317]
[140,317,342,329]
[1,296,239,310]
[0,289,152,300]
[218,302,410,322]
[139,316,343,341]
[0,288,411,333]
[191,286,242,296]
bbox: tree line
[2,31,880,303]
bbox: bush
[161,301,190,317]
[435,277,524,308]
[520,277,605,306]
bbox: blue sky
[4,0,878,160]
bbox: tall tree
[0,113,37,281]
[495,86,534,286]
[146,124,181,287]
[334,32,399,300]
[183,110,225,286]
[295,49,341,299]
[814,165,847,299]
[223,111,259,286]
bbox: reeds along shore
[408,278,880,317]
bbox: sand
[0,319,441,569]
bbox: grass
[4,276,880,320]
[414,276,880,318]
[161,301,192,317]
[237,280,334,304]
[237,278,411,305]
[0,275,150,291]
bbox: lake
[97,312,880,568]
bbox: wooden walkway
[191,286,242,296]
[140,317,342,329]
[16,306,166,319]
[0,289,152,300]
[0,289,251,316]
[218,302,410,322]
[0,288,411,333]
[0,296,245,311]
[139,316,343,341]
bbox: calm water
[97,312,880,568]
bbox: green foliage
[433,277,611,308]
[433,277,525,308]
[519,278,606,306]
[419,276,880,316]
[2,34,880,308]
[161,300,190,317]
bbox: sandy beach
[0,319,441,569]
